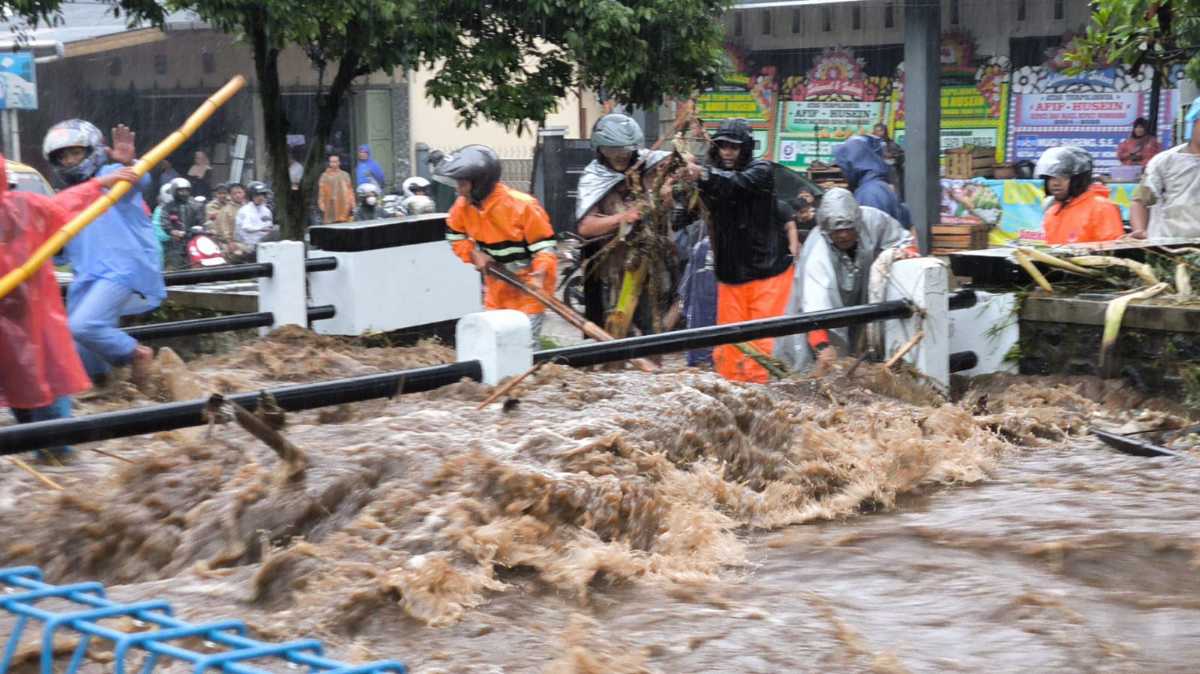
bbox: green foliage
[163,0,729,132]
[1067,0,1200,83]
[2,0,165,38]
[416,0,730,130]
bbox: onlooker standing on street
[1117,118,1162,167]
[355,144,386,188]
[235,181,277,252]
[1130,97,1200,239]
[187,150,213,199]
[318,154,355,224]
[205,182,237,243]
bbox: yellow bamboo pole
[0,75,247,301]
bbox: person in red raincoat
[0,155,137,458]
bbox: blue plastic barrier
[0,566,406,674]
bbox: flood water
[1,329,1197,673]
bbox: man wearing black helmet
[436,145,558,340]
[684,118,792,383]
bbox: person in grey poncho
[574,113,670,330]
[776,187,911,371]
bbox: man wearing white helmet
[776,187,911,371]
[1130,96,1200,239]
[159,177,204,269]
[353,182,383,221]
[401,176,436,215]
[1034,145,1122,245]
[43,120,163,387]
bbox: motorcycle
[185,225,229,268]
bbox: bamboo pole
[476,360,549,410]
[8,457,64,491]
[0,75,247,301]
[884,330,925,370]
[485,264,657,372]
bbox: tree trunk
[1148,66,1163,136]
[247,16,300,240]
[298,42,367,228]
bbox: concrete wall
[725,0,1093,59]
[407,67,603,165]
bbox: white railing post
[884,257,950,393]
[256,240,307,334]
[455,310,533,385]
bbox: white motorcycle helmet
[401,176,432,199]
[158,182,175,206]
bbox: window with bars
[1054,0,1064,20]
[885,3,895,29]
[1017,0,1027,22]
[792,8,801,33]
[950,0,960,25]
[822,5,833,32]
[852,5,862,30]
[762,9,771,35]
[734,12,743,36]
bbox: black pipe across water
[0,361,482,456]
[162,262,274,286]
[126,306,336,341]
[0,292,978,455]
[534,300,915,367]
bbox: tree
[117,0,732,239]
[1068,0,1200,133]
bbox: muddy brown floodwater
[1,328,1197,673]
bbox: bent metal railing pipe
[0,361,482,455]
[125,305,336,341]
[58,257,340,290]
[534,299,914,367]
[0,565,406,674]
[160,256,338,287]
[0,291,977,456]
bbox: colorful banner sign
[893,83,1010,161]
[696,46,777,159]
[775,101,885,168]
[941,178,1138,243]
[0,53,37,110]
[1008,90,1177,168]
[697,88,770,120]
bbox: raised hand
[109,124,136,165]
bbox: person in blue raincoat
[833,135,911,227]
[355,145,386,188]
[43,120,165,387]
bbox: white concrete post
[257,240,308,334]
[456,310,533,385]
[884,257,950,393]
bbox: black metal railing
[125,306,336,341]
[0,291,979,455]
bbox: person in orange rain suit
[683,119,794,383]
[435,144,558,340]
[1035,146,1124,245]
[0,155,138,459]
[317,153,355,224]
